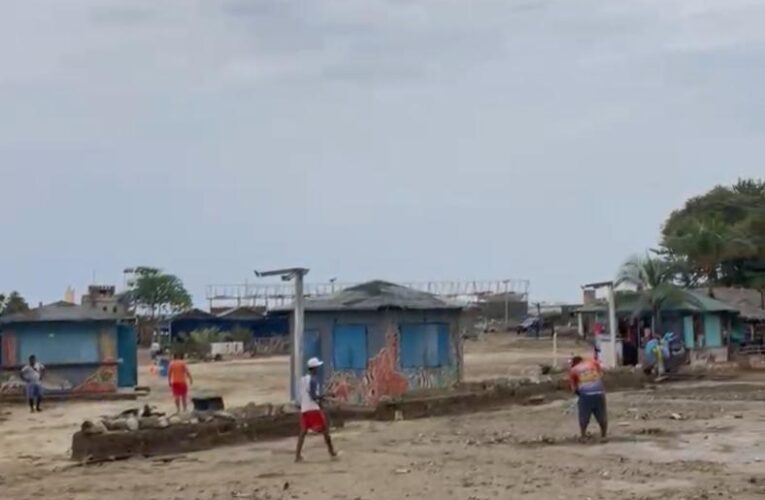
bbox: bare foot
[330,452,340,460]
[295,456,304,463]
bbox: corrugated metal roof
[577,290,739,315]
[704,287,765,321]
[0,301,128,324]
[216,306,265,320]
[276,280,462,312]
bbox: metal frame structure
[206,279,530,310]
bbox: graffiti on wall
[326,322,459,406]
[72,365,117,393]
[0,370,75,395]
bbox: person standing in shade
[168,352,193,413]
[295,357,338,462]
[569,355,607,441]
[20,355,45,413]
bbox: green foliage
[225,326,253,345]
[128,267,192,318]
[616,254,701,331]
[174,328,222,359]
[661,178,765,291]
[0,291,30,316]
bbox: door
[117,325,137,387]
[683,316,694,349]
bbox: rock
[670,413,683,420]
[213,411,237,421]
[126,416,139,431]
[168,415,183,425]
[395,468,411,474]
[102,418,130,431]
[525,395,546,405]
[81,419,107,435]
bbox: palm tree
[615,254,697,333]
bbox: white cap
[306,357,324,368]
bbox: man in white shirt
[295,357,337,462]
[20,355,45,413]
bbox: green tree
[615,254,698,333]
[661,178,765,289]
[128,267,192,318]
[0,291,30,316]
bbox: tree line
[616,178,765,330]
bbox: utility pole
[255,267,309,401]
[582,281,618,368]
[502,279,510,330]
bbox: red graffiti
[363,328,409,405]
[327,375,355,403]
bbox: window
[400,323,451,368]
[332,325,368,370]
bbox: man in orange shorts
[168,352,193,412]
[295,357,338,462]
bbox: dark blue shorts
[578,393,607,429]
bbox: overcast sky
[1,0,764,306]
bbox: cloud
[1,0,764,304]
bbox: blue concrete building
[0,301,136,397]
[281,281,464,406]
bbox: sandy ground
[2,335,765,500]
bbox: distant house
[701,288,765,343]
[0,301,137,397]
[167,308,289,355]
[577,290,739,363]
[280,280,464,406]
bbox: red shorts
[171,382,188,398]
[300,410,327,433]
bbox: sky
[1,0,764,307]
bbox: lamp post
[254,267,309,401]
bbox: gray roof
[0,301,128,325]
[702,287,765,321]
[277,280,463,312]
[578,290,739,315]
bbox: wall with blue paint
[0,320,135,396]
[289,309,462,406]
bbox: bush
[182,327,223,359]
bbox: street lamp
[254,267,309,401]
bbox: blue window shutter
[400,323,451,368]
[332,325,367,370]
[400,325,420,368]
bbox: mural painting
[0,369,75,395]
[72,365,117,393]
[363,324,409,405]
[327,322,459,406]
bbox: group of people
[19,349,603,460]
[164,352,337,462]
